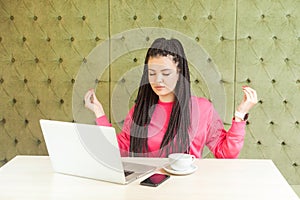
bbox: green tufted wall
[0,0,299,195]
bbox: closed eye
[148,69,174,76]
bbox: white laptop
[39,119,156,184]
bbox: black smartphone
[140,173,170,187]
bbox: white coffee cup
[168,153,196,171]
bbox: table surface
[0,156,299,200]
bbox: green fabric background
[0,0,299,195]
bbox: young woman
[84,38,257,158]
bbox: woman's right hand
[84,89,105,118]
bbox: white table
[0,156,299,200]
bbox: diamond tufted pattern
[236,0,300,186]
[0,0,109,164]
[0,0,299,194]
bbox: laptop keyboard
[124,170,134,177]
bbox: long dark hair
[129,38,191,157]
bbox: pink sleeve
[95,115,112,127]
[95,108,135,157]
[115,108,135,157]
[206,105,246,159]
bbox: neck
[159,94,175,102]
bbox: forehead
[148,55,177,70]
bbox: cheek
[165,75,179,89]
[148,76,154,83]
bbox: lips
[154,86,165,90]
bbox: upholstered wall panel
[0,0,299,193]
[109,0,236,131]
[236,0,300,185]
[0,0,109,163]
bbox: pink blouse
[96,96,246,158]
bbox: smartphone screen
[140,173,170,187]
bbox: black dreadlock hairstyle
[130,38,191,157]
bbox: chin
[153,90,168,96]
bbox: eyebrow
[148,69,173,72]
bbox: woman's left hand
[236,86,258,114]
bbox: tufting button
[271,79,276,84]
[14,138,18,145]
[95,36,100,41]
[11,57,15,63]
[286,14,291,18]
[295,121,299,125]
[0,36,2,42]
[194,79,199,84]
[0,78,4,84]
[195,37,200,42]
[246,121,250,125]
[12,98,17,104]
[46,37,51,42]
[24,78,28,84]
[121,36,125,41]
[82,16,86,21]
[133,58,137,62]
[121,78,126,83]
[258,100,263,104]
[83,57,87,63]
[145,36,150,41]
[70,37,75,42]
[257,140,261,145]
[0,118,6,124]
[24,119,29,124]
[57,16,62,20]
[36,139,41,145]
[292,162,298,167]
[207,15,213,20]
[261,14,265,19]
[259,57,264,62]
[246,78,251,83]
[269,121,274,125]
[158,15,162,20]
[22,36,26,42]
[71,79,75,84]
[60,99,64,104]
[33,15,38,21]
[59,58,63,63]
[207,58,212,63]
[183,15,187,20]
[36,99,40,104]
[296,79,300,84]
[281,141,286,146]
[284,58,289,63]
[272,36,277,40]
[47,78,51,84]
[10,15,14,20]
[220,36,225,41]
[35,57,39,63]
[247,35,252,40]
[95,79,100,83]
[133,15,137,20]
[283,99,288,104]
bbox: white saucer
[163,164,198,175]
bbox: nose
[155,74,163,83]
